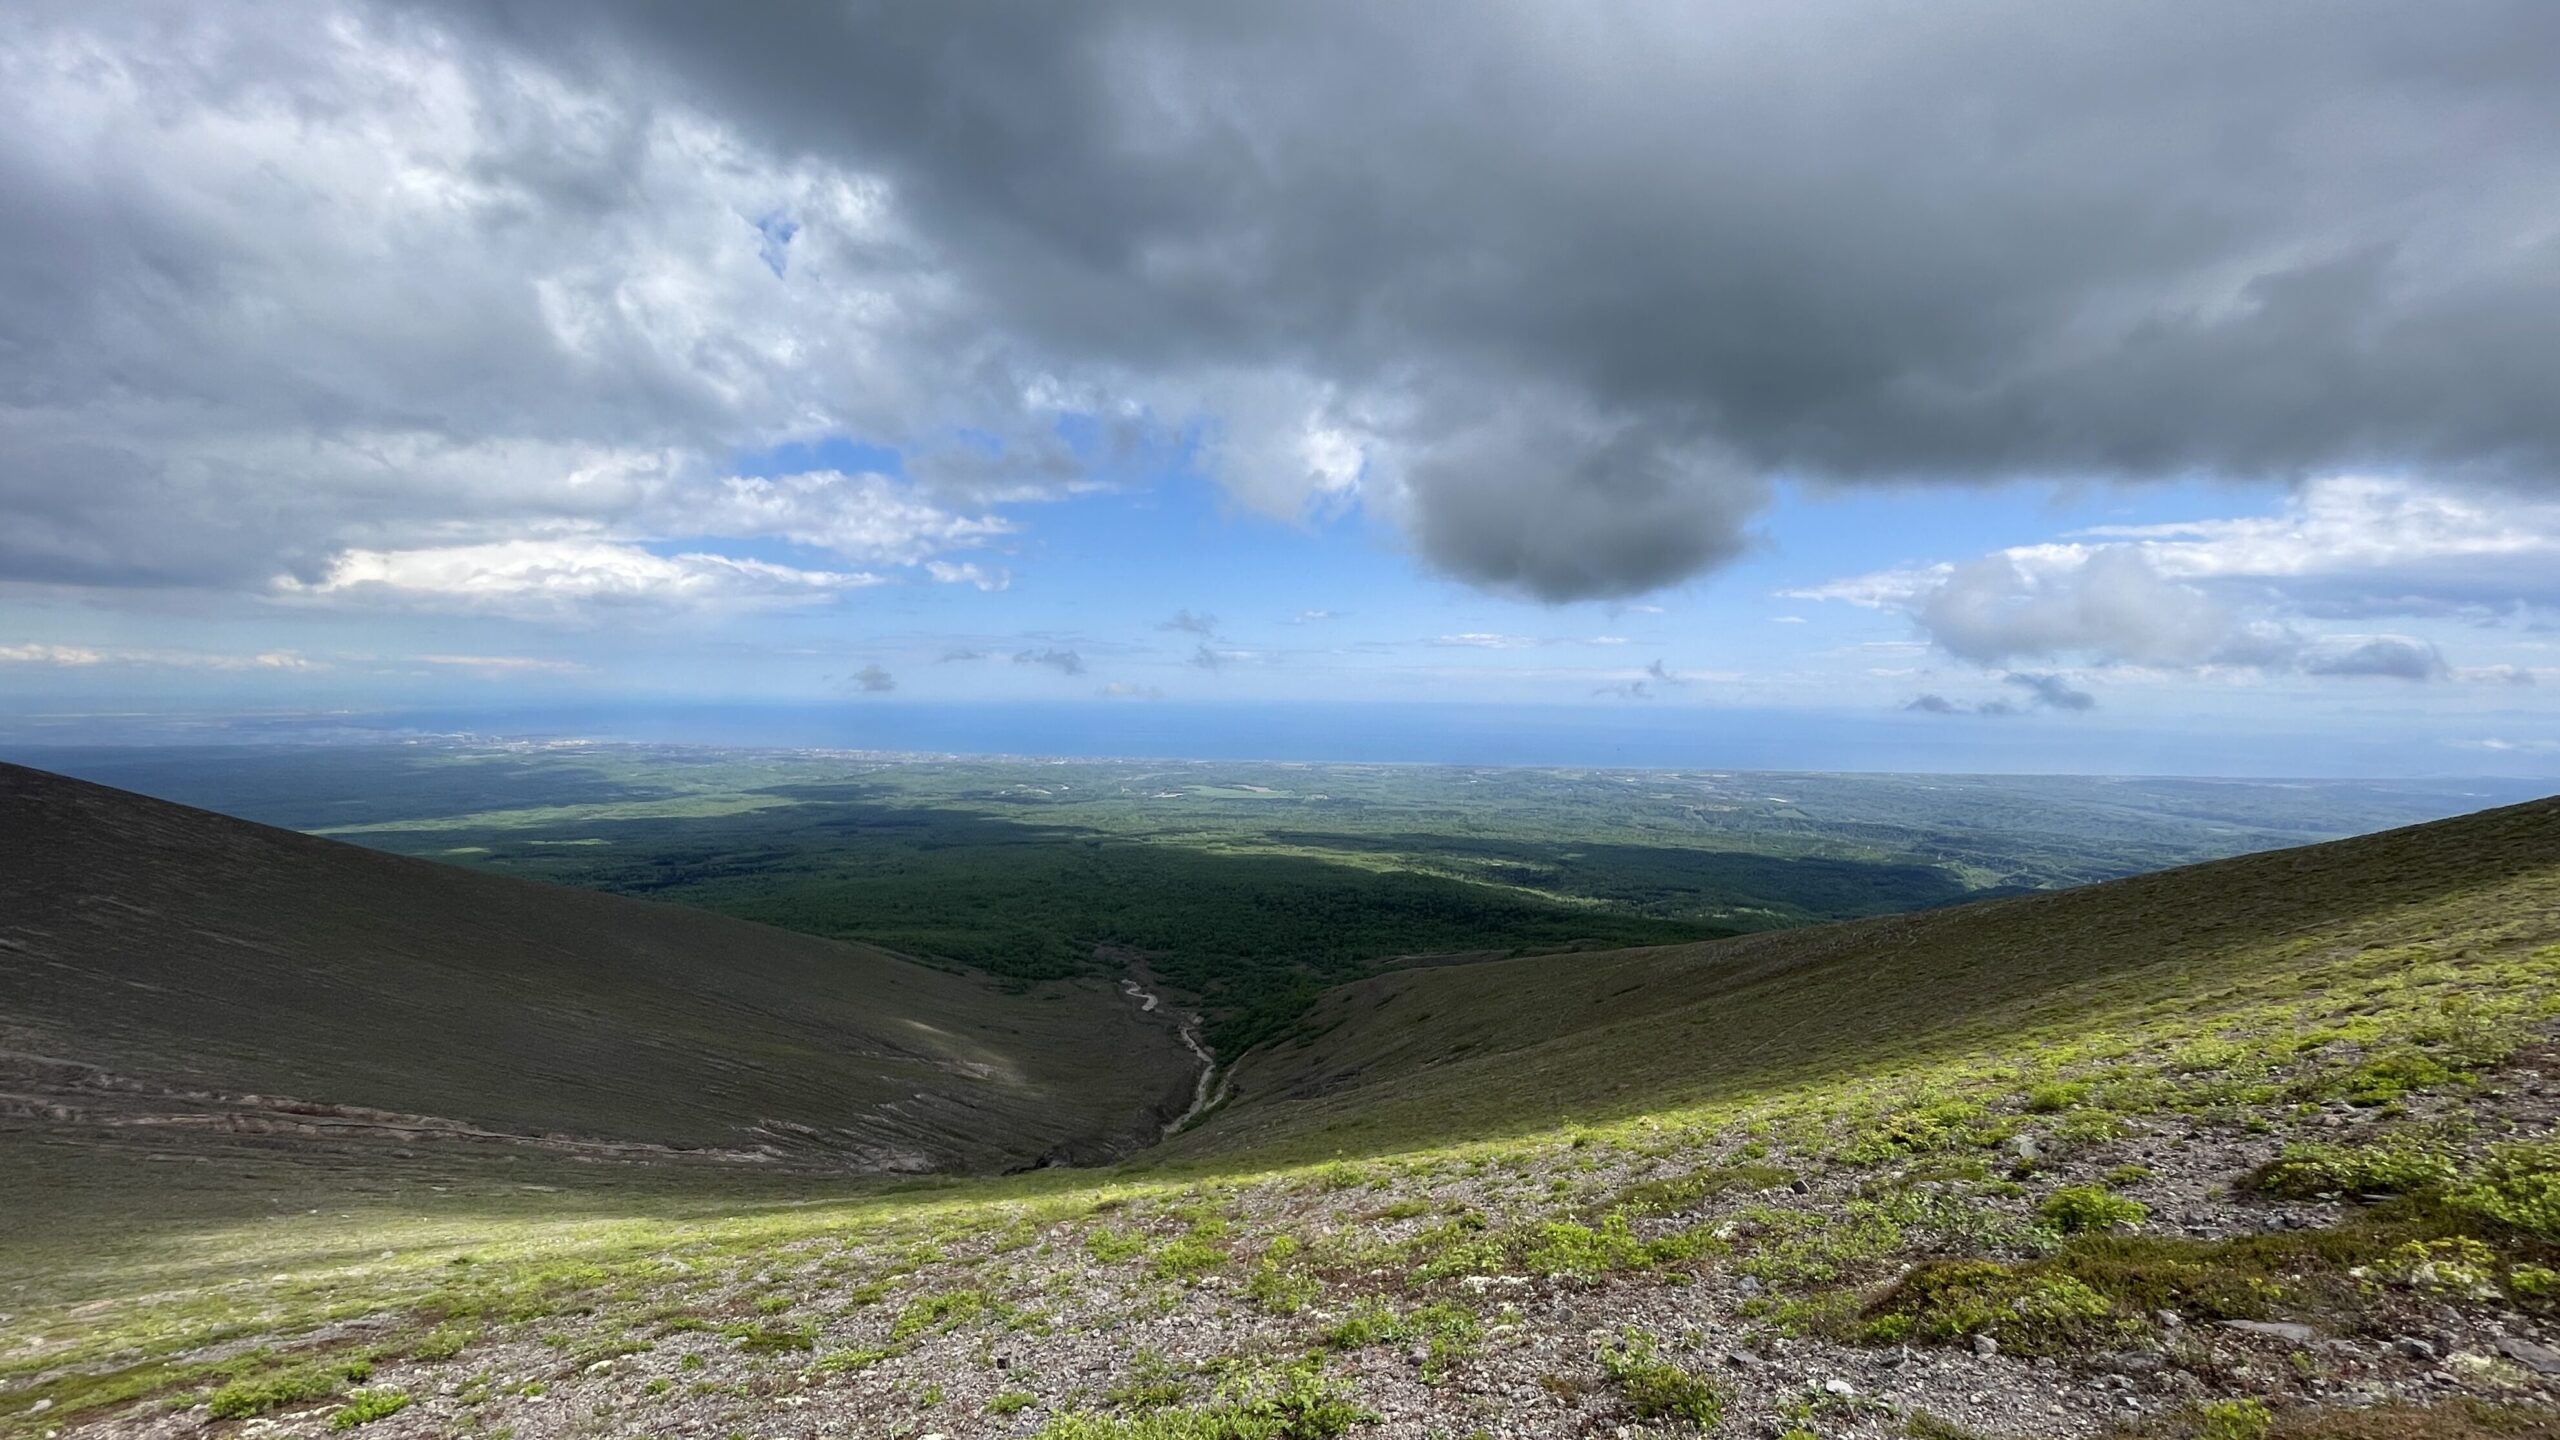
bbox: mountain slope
[7,785,2560,1439]
[1176,792,2560,1162]
[0,762,1195,1172]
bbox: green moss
[2039,1185,2149,1235]
[2447,1143,2560,1239]
[2188,1398,2274,1440]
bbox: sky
[3,3,2559,775]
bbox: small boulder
[2219,1320,2318,1344]
[2495,1337,2560,1376]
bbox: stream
[1121,978,1223,1135]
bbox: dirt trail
[1119,979,1222,1135]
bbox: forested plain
[24,743,2528,1054]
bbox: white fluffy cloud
[1797,478,2558,683]
[274,540,879,619]
[0,643,321,670]
[0,9,1040,612]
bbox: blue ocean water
[1,699,2524,779]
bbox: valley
[3,752,2557,1440]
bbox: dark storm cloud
[7,2,2559,603]
[431,0,2560,596]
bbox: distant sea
[2,700,2544,779]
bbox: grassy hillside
[1180,795,2560,1163]
[0,762,1196,1175]
[7,786,2560,1439]
[19,744,2525,1057]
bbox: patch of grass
[1034,1359,1368,1439]
[990,1390,1039,1415]
[407,1322,476,1362]
[207,1356,376,1419]
[720,1320,815,1353]
[1862,1261,2132,1357]
[2040,1184,2150,1235]
[1597,1330,1725,1427]
[2251,1137,2459,1199]
[1604,1162,1792,1217]
[1243,1237,1317,1314]
[1103,1351,1191,1411]
[1152,1233,1229,1281]
[2447,1142,2560,1239]
[1087,1228,1149,1263]
[328,1389,411,1430]
[891,1288,991,1341]
[2258,1400,2560,1439]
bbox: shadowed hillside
[1176,793,2560,1162]
[0,763,1196,1174]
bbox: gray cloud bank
[6,2,2557,606]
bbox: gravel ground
[35,1051,2560,1440]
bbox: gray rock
[1972,1334,1999,1358]
[2218,1320,2319,1343]
[2393,1336,2438,1362]
[2495,1337,2560,1375]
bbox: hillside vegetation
[0,762,1195,1175]
[1181,795,2560,1162]
[5,778,2559,1440]
[17,743,2526,1057]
